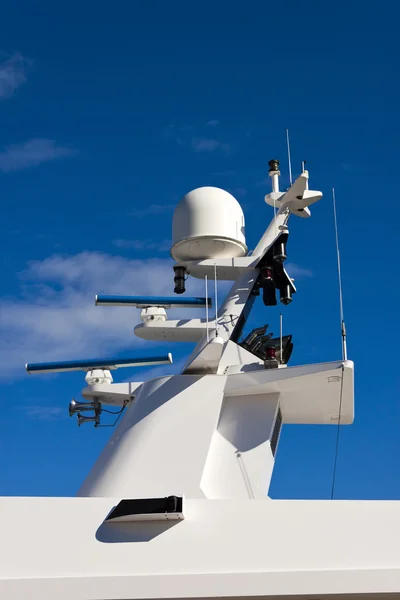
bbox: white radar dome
[171,186,247,261]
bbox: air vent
[105,496,184,523]
[270,408,282,456]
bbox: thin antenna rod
[205,275,209,342]
[286,129,293,187]
[331,188,347,499]
[280,313,283,364]
[214,263,219,337]
[273,195,277,235]
[332,188,348,361]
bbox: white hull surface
[1,496,400,599]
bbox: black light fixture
[273,240,287,264]
[173,266,186,294]
[279,283,293,305]
[260,267,277,306]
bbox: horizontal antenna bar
[26,353,173,374]
[95,295,212,308]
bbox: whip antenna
[332,188,347,361]
[330,187,347,499]
[286,129,293,187]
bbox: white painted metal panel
[1,497,400,599]
[225,360,354,424]
[79,375,227,498]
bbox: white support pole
[205,275,209,342]
[271,173,280,193]
[214,263,219,337]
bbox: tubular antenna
[331,187,348,499]
[332,188,348,361]
[286,129,293,187]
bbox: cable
[97,401,128,428]
[102,407,125,415]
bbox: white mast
[4,160,385,600]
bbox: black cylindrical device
[268,159,280,172]
[273,240,287,264]
[261,266,277,306]
[173,266,186,294]
[280,283,292,305]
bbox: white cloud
[1,253,308,382]
[213,169,236,177]
[23,406,64,421]
[163,123,231,154]
[128,354,189,383]
[191,137,230,154]
[228,187,247,198]
[0,252,205,378]
[129,204,175,218]
[113,238,171,252]
[255,177,269,188]
[285,262,313,279]
[0,52,28,99]
[0,138,76,172]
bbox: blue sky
[1,1,399,499]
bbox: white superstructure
[2,159,399,600]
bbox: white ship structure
[2,159,399,600]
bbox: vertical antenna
[286,129,293,187]
[205,274,209,342]
[332,188,347,361]
[302,160,309,190]
[214,263,219,337]
[268,159,280,235]
[279,313,283,364]
[331,188,347,499]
